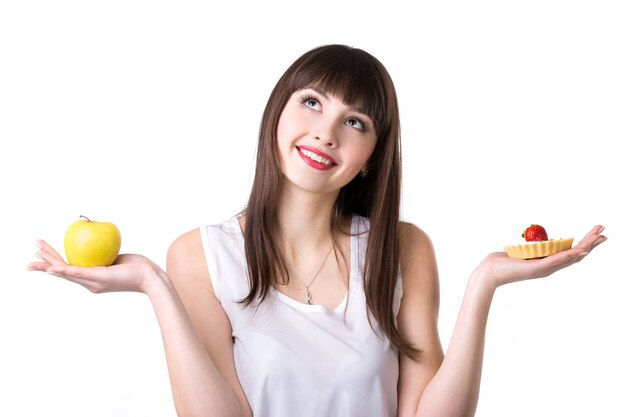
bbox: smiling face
[276,86,378,196]
[249,45,400,220]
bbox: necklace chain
[291,245,334,305]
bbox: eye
[301,95,321,110]
[345,117,367,131]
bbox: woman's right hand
[27,239,164,295]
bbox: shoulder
[398,221,436,270]
[167,228,204,270]
[166,228,213,294]
[398,221,432,248]
[397,221,439,308]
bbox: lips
[296,146,337,171]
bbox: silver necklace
[297,246,334,305]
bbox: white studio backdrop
[1,1,624,416]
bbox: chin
[283,177,338,196]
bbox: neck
[277,184,339,259]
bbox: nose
[313,119,338,148]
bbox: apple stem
[80,215,92,222]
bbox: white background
[1,1,625,416]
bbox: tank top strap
[199,216,250,304]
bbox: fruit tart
[504,224,574,259]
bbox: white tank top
[199,215,402,417]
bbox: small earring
[359,169,367,178]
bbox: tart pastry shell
[504,238,574,259]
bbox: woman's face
[276,87,378,196]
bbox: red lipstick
[296,146,337,171]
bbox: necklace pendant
[306,288,313,305]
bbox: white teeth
[301,149,333,166]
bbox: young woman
[29,45,607,417]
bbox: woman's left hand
[476,225,607,288]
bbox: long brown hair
[241,44,419,359]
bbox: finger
[36,248,67,267]
[579,225,605,243]
[45,268,106,293]
[575,227,607,251]
[589,235,608,251]
[26,261,49,272]
[47,263,137,284]
[35,240,67,265]
[47,264,106,280]
[547,234,603,269]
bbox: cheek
[276,113,304,170]
[348,139,377,166]
[276,114,292,155]
[276,108,298,146]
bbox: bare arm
[396,225,607,417]
[411,262,494,417]
[164,229,252,417]
[28,232,252,417]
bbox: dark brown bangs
[287,46,391,138]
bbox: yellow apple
[64,216,121,267]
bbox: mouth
[296,146,338,171]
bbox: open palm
[478,225,607,288]
[28,240,163,294]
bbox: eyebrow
[307,86,369,117]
